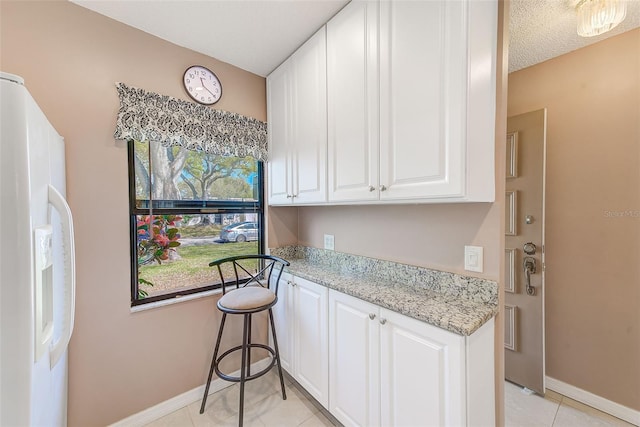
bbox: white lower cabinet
[271,271,293,373]
[379,309,464,426]
[329,290,380,426]
[274,278,494,426]
[272,273,329,408]
[329,290,495,427]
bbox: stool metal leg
[238,314,250,427]
[268,308,287,400]
[246,314,252,378]
[200,313,227,414]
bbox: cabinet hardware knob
[369,313,376,320]
[379,318,387,325]
[368,185,375,192]
[379,185,387,192]
[286,194,292,198]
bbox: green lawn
[178,223,222,238]
[139,241,259,297]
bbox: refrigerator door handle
[47,184,76,369]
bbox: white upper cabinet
[268,0,497,205]
[379,0,467,201]
[267,63,292,205]
[327,1,379,202]
[267,27,327,205]
[379,0,496,202]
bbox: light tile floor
[505,381,636,427]
[146,374,636,427]
[144,370,335,427]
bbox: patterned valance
[113,82,268,162]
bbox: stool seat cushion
[218,286,276,311]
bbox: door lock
[523,242,536,255]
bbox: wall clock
[183,65,222,105]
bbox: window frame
[127,140,265,306]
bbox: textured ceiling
[509,0,640,72]
[71,0,640,77]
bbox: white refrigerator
[0,71,76,426]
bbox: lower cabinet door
[293,276,329,408]
[271,272,293,373]
[329,290,380,427]
[379,309,466,427]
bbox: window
[128,140,264,305]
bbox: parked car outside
[219,222,259,243]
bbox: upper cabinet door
[291,28,327,204]
[327,1,379,202]
[379,0,467,200]
[268,27,327,205]
[378,0,497,202]
[267,63,293,205]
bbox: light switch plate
[324,234,335,251]
[464,245,483,273]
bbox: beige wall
[508,29,640,410]
[296,203,501,277]
[1,2,267,425]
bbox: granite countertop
[270,246,498,336]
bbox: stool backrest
[209,255,290,295]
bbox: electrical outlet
[324,234,335,251]
[464,246,483,273]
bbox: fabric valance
[113,82,268,162]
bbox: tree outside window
[129,140,263,305]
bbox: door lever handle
[523,257,536,296]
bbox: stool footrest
[214,343,277,383]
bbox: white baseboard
[546,376,640,426]
[109,358,272,427]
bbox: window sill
[130,280,270,313]
[130,288,223,313]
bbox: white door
[380,309,465,427]
[329,291,380,427]
[505,109,547,394]
[327,0,379,202]
[293,276,329,408]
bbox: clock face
[183,65,222,105]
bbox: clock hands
[200,77,217,98]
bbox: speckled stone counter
[270,246,498,336]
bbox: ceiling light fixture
[576,0,627,37]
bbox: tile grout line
[549,394,564,427]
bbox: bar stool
[199,254,290,426]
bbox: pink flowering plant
[137,215,182,297]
